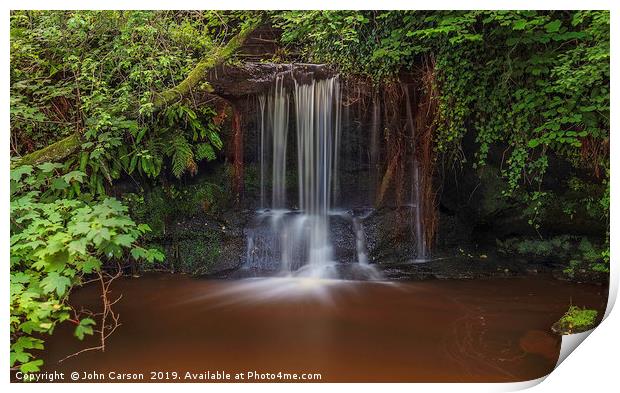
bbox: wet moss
[122,163,239,274]
[14,132,80,166]
[476,166,511,216]
[552,306,598,335]
[163,232,223,274]
[124,174,228,237]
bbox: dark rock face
[362,207,415,264]
[124,61,606,283]
[437,136,606,245]
[376,255,549,281]
[153,209,251,276]
[141,184,605,282]
[330,214,359,264]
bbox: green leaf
[68,237,88,255]
[130,247,147,260]
[148,248,166,263]
[74,318,96,340]
[196,143,216,161]
[113,233,135,247]
[92,227,112,246]
[80,257,102,274]
[20,359,44,373]
[513,19,527,30]
[37,162,63,173]
[41,272,72,296]
[79,152,89,171]
[10,165,33,181]
[45,250,69,272]
[168,134,194,178]
[11,336,44,352]
[207,130,223,150]
[10,350,31,366]
[545,20,562,33]
[51,177,70,190]
[11,272,31,284]
[63,170,86,183]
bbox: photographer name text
[13,370,322,382]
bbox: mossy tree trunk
[14,132,81,167]
[14,19,261,167]
[151,19,260,109]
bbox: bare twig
[58,265,123,363]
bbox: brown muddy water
[35,274,606,382]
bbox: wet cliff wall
[113,30,607,281]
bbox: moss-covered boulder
[552,306,599,335]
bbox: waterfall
[352,217,369,265]
[294,77,340,215]
[369,90,381,200]
[292,77,340,275]
[258,95,266,208]
[271,75,289,208]
[403,84,430,261]
[246,72,383,279]
[258,75,289,209]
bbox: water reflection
[180,275,398,308]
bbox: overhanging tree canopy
[14,16,261,167]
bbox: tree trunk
[14,19,261,167]
[14,132,81,167]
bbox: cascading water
[270,76,289,209]
[245,72,378,279]
[292,77,340,276]
[369,91,381,201]
[404,84,430,262]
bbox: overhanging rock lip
[209,62,338,98]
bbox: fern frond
[195,143,216,161]
[168,134,194,178]
[207,128,223,150]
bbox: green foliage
[10,164,164,373]
[10,11,246,189]
[276,10,609,268]
[9,10,251,374]
[553,306,598,334]
[168,234,224,275]
[497,235,576,259]
[563,237,609,277]
[124,177,224,237]
[74,318,96,340]
[276,11,609,178]
[129,104,223,179]
[497,235,607,277]
[168,134,195,178]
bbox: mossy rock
[153,230,246,276]
[551,306,598,335]
[363,207,415,264]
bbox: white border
[2,1,617,392]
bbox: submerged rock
[519,330,559,361]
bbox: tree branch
[152,18,261,109]
[14,132,81,166]
[14,18,261,167]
